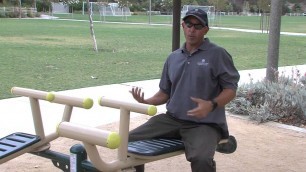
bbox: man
[129,8,240,172]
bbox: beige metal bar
[11,87,93,109]
[62,105,73,122]
[11,87,54,101]
[57,122,120,149]
[83,141,176,172]
[117,108,130,161]
[98,97,157,116]
[29,97,45,139]
[82,142,150,172]
[52,94,93,109]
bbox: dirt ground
[1,114,306,172]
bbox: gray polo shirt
[159,38,240,138]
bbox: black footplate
[0,132,40,159]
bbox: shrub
[227,68,306,126]
[7,10,19,18]
[27,9,34,18]
[35,12,41,18]
[36,0,52,12]
[0,11,6,18]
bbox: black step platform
[128,138,184,156]
[0,132,40,159]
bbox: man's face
[182,16,209,46]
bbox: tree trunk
[19,0,21,19]
[266,0,282,82]
[172,0,181,51]
[87,0,98,52]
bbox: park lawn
[211,15,306,33]
[53,13,306,33]
[0,18,305,99]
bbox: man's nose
[189,26,196,32]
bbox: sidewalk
[0,65,305,138]
[213,27,306,36]
[37,15,306,37]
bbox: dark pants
[129,113,221,172]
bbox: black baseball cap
[183,8,209,27]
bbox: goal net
[84,2,131,16]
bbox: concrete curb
[228,113,306,134]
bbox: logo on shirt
[197,59,208,66]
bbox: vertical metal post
[172,0,181,51]
[70,144,87,172]
[29,98,45,139]
[149,0,152,24]
[117,108,130,161]
[83,1,85,15]
[62,105,73,122]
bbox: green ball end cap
[147,105,157,116]
[46,93,55,102]
[83,98,93,109]
[10,87,15,94]
[107,132,121,149]
[98,97,102,105]
[55,122,62,136]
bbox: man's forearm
[145,90,169,106]
[213,88,236,108]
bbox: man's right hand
[129,87,146,104]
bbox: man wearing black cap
[129,8,240,172]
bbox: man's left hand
[187,97,212,118]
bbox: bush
[35,12,41,17]
[27,9,34,18]
[69,2,83,11]
[227,68,306,126]
[36,0,52,12]
[7,9,20,18]
[0,11,6,18]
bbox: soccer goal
[82,2,131,17]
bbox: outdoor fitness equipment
[0,87,236,172]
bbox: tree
[292,3,302,12]
[61,0,98,52]
[197,0,210,6]
[225,2,234,12]
[18,0,21,19]
[85,0,98,52]
[208,0,228,12]
[250,4,258,13]
[118,0,129,8]
[257,0,271,13]
[159,0,173,14]
[242,0,250,14]
[182,0,198,5]
[266,0,282,82]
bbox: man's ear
[181,22,185,28]
[204,26,209,34]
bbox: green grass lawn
[0,17,305,99]
[53,13,306,33]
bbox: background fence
[0,7,37,18]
